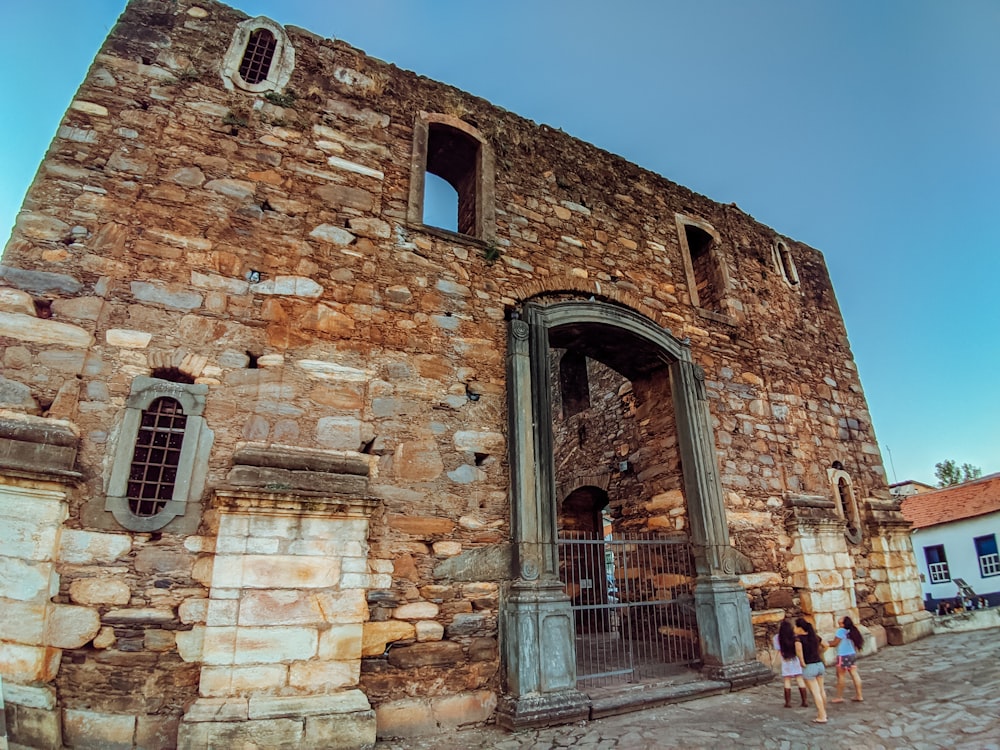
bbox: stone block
[134,547,194,576]
[229,626,318,665]
[178,598,208,624]
[1,518,59,562]
[392,440,444,481]
[62,708,136,750]
[135,713,180,750]
[0,557,54,602]
[386,641,464,669]
[1,682,56,710]
[375,698,437,739]
[5,702,62,750]
[288,659,358,691]
[181,697,248,723]
[303,710,377,749]
[58,529,131,564]
[248,691,370,720]
[45,603,100,648]
[415,620,444,642]
[361,621,415,657]
[432,689,497,728]
[144,629,176,652]
[69,577,130,606]
[199,664,288,697]
[386,514,455,537]
[0,598,45,644]
[177,717,303,749]
[175,626,205,662]
[238,590,325,627]
[393,601,439,620]
[212,554,341,589]
[317,623,363,660]
[0,642,60,682]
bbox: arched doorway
[498,299,771,728]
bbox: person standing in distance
[828,615,864,703]
[795,617,828,724]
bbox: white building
[901,473,1000,609]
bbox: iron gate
[557,532,699,688]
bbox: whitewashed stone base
[178,692,375,749]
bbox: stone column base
[178,691,375,750]
[495,689,591,730]
[2,683,61,750]
[701,660,774,688]
[884,610,934,645]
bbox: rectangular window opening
[975,534,999,578]
[924,544,950,583]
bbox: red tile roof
[900,472,1000,529]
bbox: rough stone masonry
[0,0,932,748]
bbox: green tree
[934,459,982,487]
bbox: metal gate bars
[557,532,700,688]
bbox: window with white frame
[975,534,999,577]
[105,375,212,532]
[221,17,295,94]
[924,544,950,583]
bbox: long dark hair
[777,620,797,659]
[843,616,864,649]
[795,617,820,647]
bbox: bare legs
[834,665,864,702]
[805,674,827,722]
[848,666,863,701]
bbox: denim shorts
[802,661,826,680]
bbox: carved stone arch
[499,297,770,728]
[148,348,209,381]
[506,275,674,332]
[557,473,612,506]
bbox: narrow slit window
[239,28,277,85]
[685,225,717,308]
[127,397,187,518]
[774,240,800,287]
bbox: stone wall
[0,0,929,745]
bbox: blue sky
[3,1,998,486]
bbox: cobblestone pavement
[377,627,1000,749]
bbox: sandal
[812,718,829,724]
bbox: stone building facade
[0,1,931,747]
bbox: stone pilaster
[785,495,858,634]
[0,416,87,750]
[177,488,381,750]
[866,500,934,644]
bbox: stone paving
[377,626,1000,749]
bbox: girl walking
[828,615,864,702]
[773,620,808,708]
[795,617,828,723]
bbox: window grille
[928,561,950,583]
[238,28,277,85]
[127,397,187,517]
[980,553,1000,577]
[976,534,1000,577]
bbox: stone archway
[498,300,771,728]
